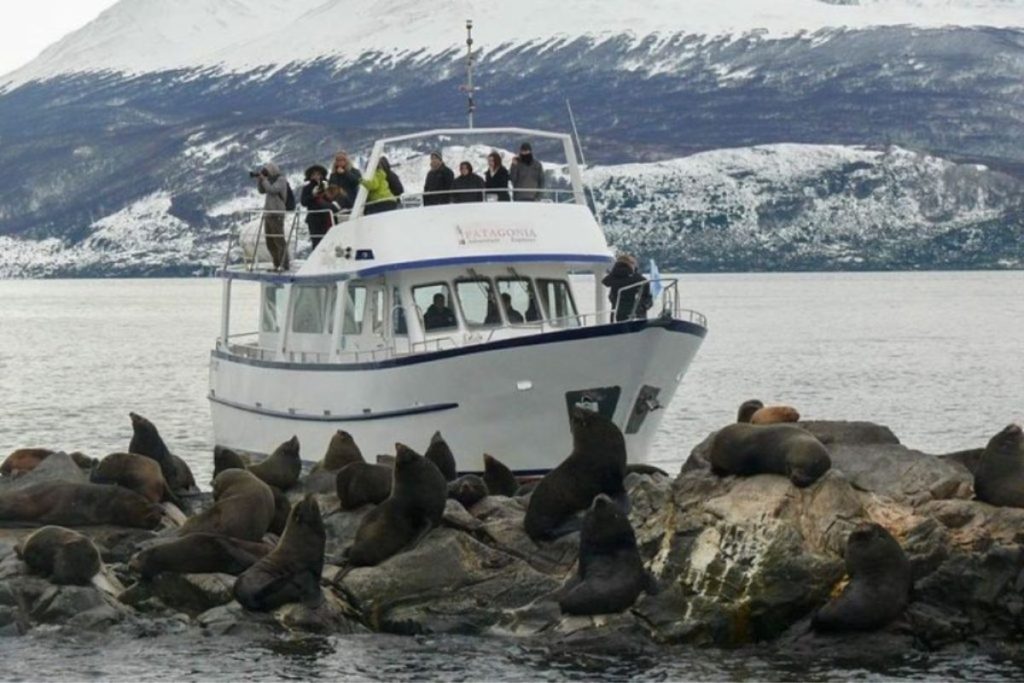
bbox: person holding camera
[301,164,340,249]
[329,151,362,210]
[252,162,290,271]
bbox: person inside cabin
[380,156,404,203]
[423,151,455,205]
[602,254,653,322]
[329,151,362,210]
[423,293,457,331]
[300,164,341,249]
[509,142,544,201]
[360,163,399,215]
[484,292,502,325]
[501,292,524,324]
[484,150,510,202]
[452,161,485,203]
[525,291,541,322]
[254,162,290,271]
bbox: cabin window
[343,285,367,335]
[496,278,540,325]
[413,283,458,332]
[261,284,286,332]
[291,285,333,334]
[371,289,385,334]
[391,287,407,336]
[537,279,579,327]
[455,278,500,327]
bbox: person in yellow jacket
[360,161,399,215]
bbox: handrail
[372,127,573,146]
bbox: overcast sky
[0,0,117,76]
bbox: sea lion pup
[709,423,831,488]
[482,453,518,497]
[16,526,103,585]
[128,412,197,493]
[247,436,302,491]
[335,462,392,510]
[177,469,275,542]
[0,482,162,529]
[90,452,182,507]
[319,430,364,471]
[130,533,272,579]
[736,399,765,423]
[973,424,1024,507]
[524,407,628,542]
[234,494,325,611]
[447,474,488,508]
[750,405,801,425]
[812,523,911,633]
[558,494,655,615]
[347,444,448,567]
[1,448,55,477]
[213,446,246,478]
[424,431,457,481]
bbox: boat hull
[209,318,705,474]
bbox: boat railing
[400,187,578,207]
[613,278,708,328]
[223,208,351,272]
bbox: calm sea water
[1,272,1023,680]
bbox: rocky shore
[1,419,1022,658]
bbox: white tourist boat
[209,127,707,475]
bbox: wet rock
[120,573,235,616]
[32,584,127,630]
[469,495,579,575]
[197,601,277,638]
[0,452,87,491]
[273,590,365,635]
[322,506,373,562]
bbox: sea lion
[347,444,447,567]
[16,526,102,585]
[447,474,488,508]
[709,423,831,487]
[0,482,162,528]
[812,523,911,632]
[524,407,628,541]
[268,486,292,536]
[69,452,97,470]
[128,412,197,493]
[129,533,273,579]
[90,452,181,506]
[558,494,655,615]
[482,453,518,497]
[213,446,247,478]
[750,405,801,425]
[424,431,457,481]
[177,469,275,542]
[233,494,325,611]
[335,462,393,510]
[1,448,56,478]
[736,399,765,423]
[974,423,1024,507]
[320,430,364,471]
[248,436,301,491]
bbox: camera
[248,169,266,178]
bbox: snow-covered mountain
[1,0,1022,276]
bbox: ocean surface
[1,271,1023,680]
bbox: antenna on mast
[463,19,476,128]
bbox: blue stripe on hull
[209,395,459,422]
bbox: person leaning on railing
[484,150,510,202]
[603,254,652,322]
[380,156,404,201]
[329,151,362,210]
[423,151,455,205]
[509,142,544,201]
[254,162,290,271]
[360,164,398,215]
[452,161,485,203]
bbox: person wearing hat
[423,151,455,206]
[509,142,544,201]
[329,151,362,210]
[301,164,339,249]
[255,161,290,270]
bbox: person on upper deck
[329,151,362,210]
[380,156,404,201]
[360,164,398,215]
[423,151,455,206]
[423,293,457,330]
[255,161,290,271]
[603,254,652,322]
[452,161,485,203]
[509,142,544,201]
[484,150,510,202]
[300,164,341,249]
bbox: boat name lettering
[456,225,538,245]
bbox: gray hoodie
[257,162,288,212]
[509,155,545,201]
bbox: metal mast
[464,19,476,128]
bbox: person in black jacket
[329,151,362,210]
[452,161,485,203]
[602,255,653,322]
[423,151,454,206]
[484,150,510,202]
[300,164,339,250]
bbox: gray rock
[273,591,366,635]
[322,506,373,562]
[0,452,87,491]
[121,573,235,616]
[197,602,277,638]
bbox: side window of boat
[496,278,539,325]
[371,289,385,334]
[537,279,579,328]
[291,285,332,334]
[455,278,500,327]
[413,283,458,332]
[391,287,407,336]
[261,284,286,333]
[343,285,367,335]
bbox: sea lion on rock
[347,444,447,567]
[447,475,488,508]
[128,412,197,493]
[177,469,275,542]
[130,533,273,579]
[91,452,181,506]
[524,407,628,541]
[812,523,911,632]
[0,482,162,528]
[482,453,518,497]
[424,431,457,481]
[16,526,102,585]
[335,463,392,510]
[1,448,54,477]
[709,423,831,488]
[736,399,765,423]
[974,424,1024,507]
[558,494,654,615]
[213,446,246,478]
[751,405,801,425]
[248,436,302,490]
[320,430,364,471]
[233,494,325,611]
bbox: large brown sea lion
[233,494,325,611]
[128,412,197,493]
[248,436,301,491]
[347,444,447,567]
[129,533,273,579]
[0,483,162,528]
[91,452,181,506]
[213,446,247,479]
[812,523,911,632]
[177,469,275,542]
[335,462,393,510]
[974,424,1024,508]
[558,494,655,615]
[750,406,801,425]
[15,526,102,585]
[524,407,628,542]
[482,453,518,497]
[320,430,364,471]
[709,423,831,487]
[1,449,54,478]
[424,431,457,481]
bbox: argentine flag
[648,259,664,298]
